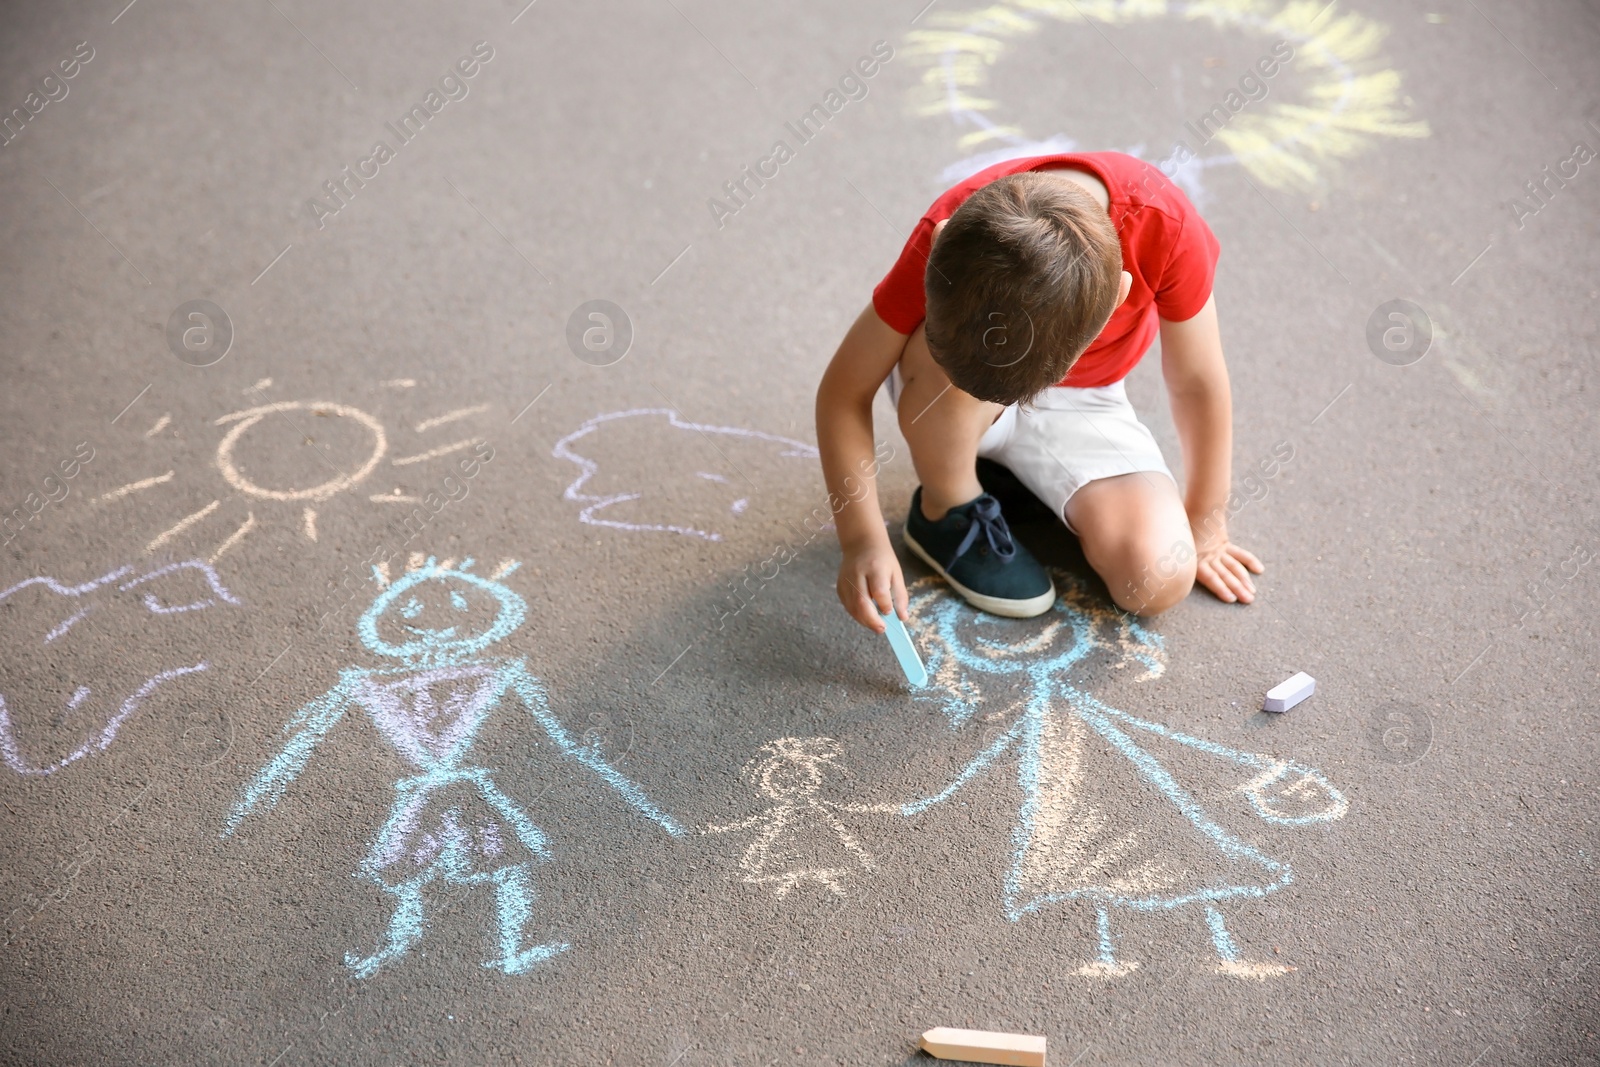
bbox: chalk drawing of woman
[900,576,1347,979]
[704,737,887,898]
[224,557,683,977]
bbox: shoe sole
[903,528,1057,618]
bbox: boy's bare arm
[1159,294,1264,604]
[815,304,912,632]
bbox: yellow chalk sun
[96,382,492,562]
[905,0,1430,190]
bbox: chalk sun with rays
[224,555,684,977]
[905,0,1429,193]
[95,379,497,562]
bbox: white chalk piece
[1263,671,1315,713]
[920,1026,1046,1067]
[882,608,928,687]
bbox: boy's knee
[1106,533,1195,615]
[1119,575,1193,616]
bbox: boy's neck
[1039,166,1110,212]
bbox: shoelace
[949,495,1016,565]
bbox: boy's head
[924,172,1125,404]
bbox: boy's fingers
[1199,562,1237,603]
[891,569,910,620]
[841,574,885,632]
[857,590,886,632]
[868,572,895,617]
[1221,559,1255,602]
[1232,545,1265,573]
[1224,553,1256,592]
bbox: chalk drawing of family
[224,557,684,977]
[214,547,1343,981]
[701,576,1346,978]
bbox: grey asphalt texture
[2,0,1598,1064]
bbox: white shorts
[886,369,1175,531]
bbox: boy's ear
[1115,270,1132,308]
[931,218,949,243]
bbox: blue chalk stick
[881,609,928,687]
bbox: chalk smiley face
[359,562,525,663]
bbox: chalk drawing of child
[898,576,1347,979]
[224,557,684,977]
[703,737,889,898]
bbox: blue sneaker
[902,488,1056,618]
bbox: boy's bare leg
[896,323,1006,520]
[1066,473,1196,616]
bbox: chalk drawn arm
[833,801,904,814]
[701,811,766,835]
[507,664,686,837]
[223,673,359,836]
[897,721,1023,817]
[1074,688,1348,825]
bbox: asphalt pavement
[1,0,1597,1064]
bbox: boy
[815,152,1263,632]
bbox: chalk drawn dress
[904,583,1347,976]
[354,664,547,888]
[711,799,879,897]
[704,736,881,898]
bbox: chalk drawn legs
[346,882,426,979]
[343,867,569,978]
[1206,905,1293,980]
[486,865,570,975]
[1073,907,1141,978]
[1070,906,1295,979]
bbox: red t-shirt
[872,151,1220,389]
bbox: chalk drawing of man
[225,557,683,977]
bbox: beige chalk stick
[920,1026,1046,1067]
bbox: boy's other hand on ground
[1191,518,1263,604]
[837,540,908,633]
